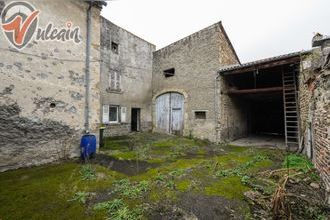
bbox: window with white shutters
[109,71,121,91]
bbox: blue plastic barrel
[80,134,96,160]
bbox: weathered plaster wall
[100,18,155,136]
[152,22,239,142]
[0,0,101,171]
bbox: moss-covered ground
[1,132,319,219]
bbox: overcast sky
[101,0,329,63]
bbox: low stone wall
[103,122,152,137]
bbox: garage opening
[221,57,301,149]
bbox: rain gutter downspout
[214,71,222,143]
[84,1,92,133]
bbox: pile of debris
[244,168,329,219]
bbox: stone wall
[100,18,155,136]
[298,36,330,202]
[217,78,249,142]
[152,22,239,142]
[313,69,330,202]
[0,0,101,171]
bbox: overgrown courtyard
[0,133,328,219]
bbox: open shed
[218,51,310,149]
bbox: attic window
[195,111,206,119]
[111,42,118,54]
[163,68,175,77]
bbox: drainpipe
[84,1,92,133]
[214,71,221,143]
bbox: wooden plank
[170,93,184,134]
[222,57,300,76]
[227,86,283,94]
[156,93,170,133]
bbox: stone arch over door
[155,92,185,135]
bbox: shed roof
[218,50,311,75]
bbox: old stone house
[100,18,155,136]
[101,21,239,142]
[0,0,104,171]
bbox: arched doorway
[155,92,184,135]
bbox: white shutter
[115,72,121,90]
[121,107,127,122]
[110,72,115,89]
[102,105,109,123]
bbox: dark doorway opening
[131,108,141,132]
[248,95,284,136]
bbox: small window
[109,71,121,91]
[109,106,119,123]
[111,42,118,54]
[195,111,206,119]
[163,68,175,77]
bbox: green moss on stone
[176,180,191,192]
[204,176,250,199]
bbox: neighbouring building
[0,0,104,171]
[100,18,155,136]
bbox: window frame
[194,111,207,120]
[163,68,175,78]
[111,41,119,54]
[109,105,119,124]
[109,71,121,92]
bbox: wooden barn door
[156,92,184,135]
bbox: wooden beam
[227,87,283,94]
[222,57,300,76]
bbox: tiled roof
[218,50,311,73]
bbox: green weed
[283,154,314,173]
[113,179,149,199]
[68,191,89,204]
[94,198,143,220]
[79,164,96,181]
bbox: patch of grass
[94,198,143,220]
[80,164,96,180]
[215,154,268,178]
[113,179,149,199]
[176,179,191,192]
[111,150,137,160]
[204,176,250,199]
[226,145,250,153]
[0,162,125,219]
[0,133,289,219]
[69,191,89,204]
[283,154,314,173]
[93,198,125,212]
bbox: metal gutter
[84,1,92,132]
